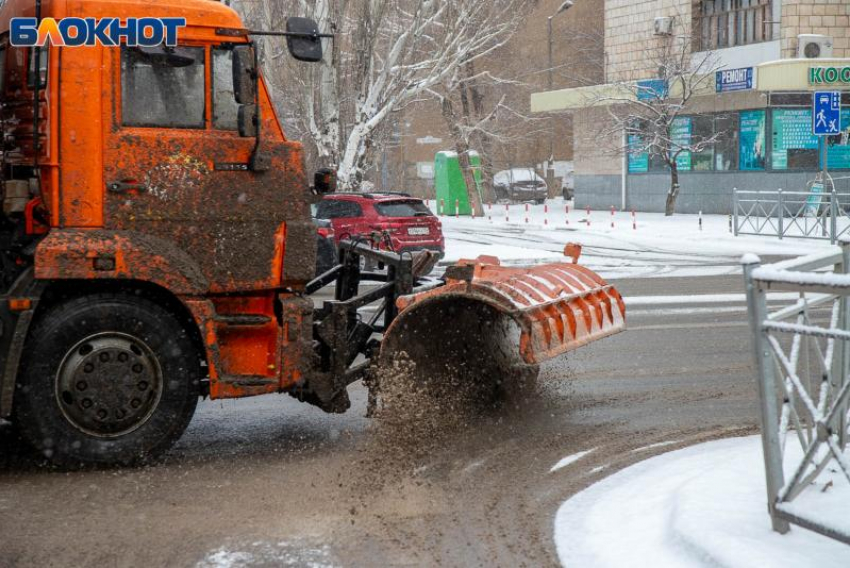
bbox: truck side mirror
[232,45,256,105]
[238,104,257,138]
[286,17,324,62]
[313,167,337,194]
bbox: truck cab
[0,0,327,465]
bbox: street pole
[547,16,554,169]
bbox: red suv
[315,193,444,260]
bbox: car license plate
[408,227,430,236]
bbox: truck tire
[14,294,201,467]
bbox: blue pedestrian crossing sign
[813,91,841,135]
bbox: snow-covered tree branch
[236,0,536,193]
[592,20,724,216]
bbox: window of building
[628,114,740,173]
[696,0,773,52]
[770,108,819,170]
[121,46,205,129]
[827,109,850,169]
[627,135,649,173]
[671,117,693,171]
[714,114,739,171]
[212,48,239,131]
[739,110,766,170]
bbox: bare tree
[237,0,537,193]
[594,27,723,215]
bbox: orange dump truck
[0,0,625,466]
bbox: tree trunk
[665,164,680,216]
[440,95,484,216]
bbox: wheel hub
[55,332,163,438]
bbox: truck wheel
[14,294,201,467]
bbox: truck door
[101,43,293,292]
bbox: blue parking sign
[813,91,841,135]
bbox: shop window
[771,108,819,170]
[671,117,692,171]
[691,116,715,171]
[739,110,766,171]
[714,114,739,170]
[695,0,773,52]
[121,46,206,129]
[827,109,850,169]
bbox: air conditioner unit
[798,34,833,59]
[654,16,673,36]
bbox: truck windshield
[121,46,205,128]
[374,200,433,218]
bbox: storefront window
[627,134,649,173]
[671,117,692,171]
[771,108,819,170]
[691,116,714,171]
[739,110,766,171]
[714,114,739,170]
[827,109,850,169]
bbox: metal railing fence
[734,188,850,244]
[744,244,850,544]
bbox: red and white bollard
[505,203,510,223]
[565,204,570,225]
[488,202,493,223]
[525,203,530,224]
[440,199,445,217]
[544,204,549,226]
[586,206,591,227]
[455,199,460,219]
[699,210,703,231]
[610,205,615,228]
[632,209,636,230]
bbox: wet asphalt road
[0,271,773,568]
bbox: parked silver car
[493,168,548,203]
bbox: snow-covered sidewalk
[554,436,850,568]
[430,201,833,278]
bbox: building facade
[384,0,604,199]
[532,0,850,214]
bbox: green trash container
[434,150,483,216]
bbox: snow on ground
[429,200,832,278]
[550,449,597,473]
[554,436,850,568]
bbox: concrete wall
[575,171,850,214]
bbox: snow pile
[555,436,850,568]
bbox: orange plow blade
[387,255,626,366]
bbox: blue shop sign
[636,79,667,101]
[715,67,753,93]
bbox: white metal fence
[744,245,850,544]
[734,188,850,244]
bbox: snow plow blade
[380,253,625,385]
